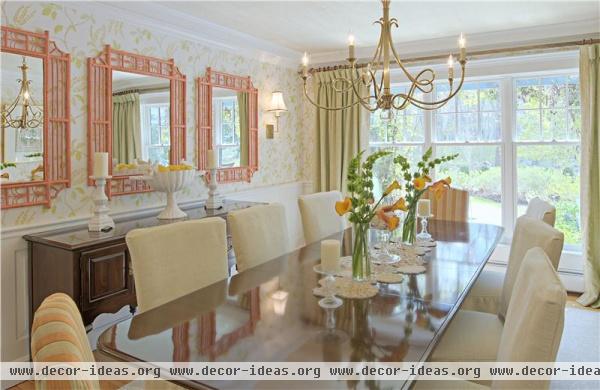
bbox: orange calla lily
[413,177,426,191]
[384,180,401,195]
[430,177,452,200]
[335,197,352,216]
[383,197,408,213]
[376,208,400,231]
[386,215,400,230]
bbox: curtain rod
[112,86,169,96]
[306,38,600,74]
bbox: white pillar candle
[417,199,431,217]
[321,239,340,273]
[207,149,217,170]
[93,152,109,178]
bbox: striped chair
[31,293,100,390]
[31,293,183,390]
[425,187,470,222]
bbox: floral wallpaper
[1,1,316,228]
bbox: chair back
[31,293,100,389]
[499,216,564,320]
[228,203,290,272]
[298,191,345,244]
[126,218,229,312]
[425,187,469,222]
[494,247,566,390]
[525,197,556,227]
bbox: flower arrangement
[334,150,407,280]
[393,147,458,243]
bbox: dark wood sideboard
[23,200,261,328]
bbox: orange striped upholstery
[31,293,99,389]
[425,187,470,222]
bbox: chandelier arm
[402,63,466,106]
[348,65,380,112]
[302,80,364,111]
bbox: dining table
[97,220,503,389]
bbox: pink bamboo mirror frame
[197,68,258,183]
[87,45,186,197]
[0,27,71,209]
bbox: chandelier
[300,0,467,117]
[1,56,43,130]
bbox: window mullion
[501,76,516,239]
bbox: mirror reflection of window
[212,87,241,168]
[112,71,170,170]
[1,53,44,182]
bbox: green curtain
[314,69,366,192]
[237,91,249,166]
[112,92,141,164]
[577,44,600,308]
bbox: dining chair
[425,187,469,222]
[461,215,564,316]
[423,247,566,390]
[31,292,100,389]
[525,197,556,226]
[32,293,184,390]
[298,190,345,244]
[126,218,229,313]
[228,202,290,272]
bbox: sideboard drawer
[80,243,135,316]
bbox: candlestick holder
[205,168,223,210]
[417,214,433,241]
[88,176,115,232]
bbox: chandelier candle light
[300,0,467,116]
[88,152,115,232]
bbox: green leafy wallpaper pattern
[1,1,316,228]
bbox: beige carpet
[551,307,600,389]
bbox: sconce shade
[268,91,288,114]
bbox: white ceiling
[161,0,600,54]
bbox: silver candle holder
[88,176,115,232]
[205,168,223,210]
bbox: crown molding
[309,18,600,65]
[79,1,302,68]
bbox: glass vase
[402,204,418,245]
[352,222,371,281]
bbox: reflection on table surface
[98,220,503,389]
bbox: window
[515,76,581,244]
[141,103,170,165]
[213,97,241,167]
[369,71,581,250]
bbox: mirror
[1,27,70,210]
[1,53,44,182]
[111,70,171,172]
[88,45,186,197]
[212,87,248,168]
[197,68,258,183]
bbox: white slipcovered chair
[525,197,557,227]
[461,216,564,315]
[228,203,290,272]
[298,191,345,244]
[126,218,229,313]
[422,247,566,390]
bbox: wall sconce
[267,91,287,135]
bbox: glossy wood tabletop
[97,220,503,390]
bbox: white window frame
[140,102,170,164]
[212,96,240,167]
[369,63,582,256]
